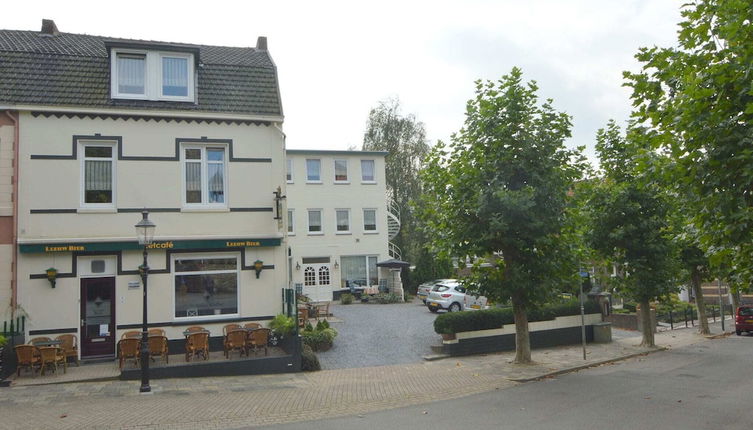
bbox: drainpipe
[2,111,19,318]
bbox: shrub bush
[623,302,637,313]
[301,344,321,371]
[269,314,296,337]
[433,300,601,334]
[302,320,338,351]
[340,293,354,305]
[371,293,401,304]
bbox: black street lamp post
[135,210,156,393]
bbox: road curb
[509,346,668,383]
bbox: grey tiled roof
[0,30,282,116]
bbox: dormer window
[111,49,195,102]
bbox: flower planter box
[440,313,604,357]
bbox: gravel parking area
[316,298,440,369]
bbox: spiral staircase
[386,193,401,260]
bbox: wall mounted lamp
[273,186,287,221]
[295,262,301,270]
[45,267,58,288]
[334,260,339,269]
[254,260,264,278]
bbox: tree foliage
[362,97,431,266]
[624,0,753,286]
[586,122,680,346]
[419,68,586,363]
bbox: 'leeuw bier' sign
[20,238,282,254]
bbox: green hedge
[433,300,601,334]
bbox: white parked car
[417,279,456,304]
[426,281,488,312]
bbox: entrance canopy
[376,259,410,269]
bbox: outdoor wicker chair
[148,335,169,364]
[38,346,66,375]
[185,331,209,361]
[248,328,270,356]
[55,334,79,366]
[29,336,51,345]
[118,337,140,369]
[224,328,247,358]
[222,323,241,336]
[243,322,262,330]
[148,328,166,337]
[121,330,141,339]
[14,345,40,377]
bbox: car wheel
[422,299,426,305]
[736,330,741,336]
[448,302,461,312]
[428,306,439,313]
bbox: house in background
[285,150,402,302]
[0,20,289,361]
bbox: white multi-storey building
[285,150,401,302]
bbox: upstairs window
[334,159,348,182]
[306,159,321,182]
[182,146,227,207]
[363,209,377,232]
[336,209,351,233]
[286,158,293,183]
[111,49,194,102]
[81,143,116,207]
[308,209,322,234]
[361,159,375,183]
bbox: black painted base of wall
[443,325,595,356]
[121,335,302,380]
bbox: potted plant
[268,314,296,346]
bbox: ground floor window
[174,254,239,318]
[340,255,378,289]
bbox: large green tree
[587,122,680,347]
[625,0,753,287]
[362,97,431,267]
[419,68,585,363]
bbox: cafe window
[81,142,116,207]
[173,254,239,319]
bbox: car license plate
[429,302,439,307]
[470,304,480,309]
[746,319,753,323]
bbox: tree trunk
[511,295,532,364]
[638,298,655,347]
[730,284,740,311]
[691,269,710,335]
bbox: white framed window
[307,209,323,234]
[336,209,351,234]
[340,255,379,289]
[304,267,316,286]
[286,158,293,183]
[287,209,295,235]
[181,145,227,208]
[334,159,349,183]
[111,49,195,102]
[306,159,321,182]
[80,142,116,208]
[173,254,239,319]
[361,159,376,183]
[363,208,378,233]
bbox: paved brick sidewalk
[0,322,730,429]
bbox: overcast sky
[3,1,682,159]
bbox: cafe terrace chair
[148,335,169,364]
[224,328,247,358]
[297,307,309,328]
[55,334,79,367]
[38,346,66,375]
[185,326,205,334]
[315,302,330,321]
[243,322,262,330]
[29,336,51,345]
[185,331,209,362]
[248,328,270,356]
[14,345,40,377]
[222,323,241,336]
[121,330,141,339]
[148,328,166,337]
[117,338,140,369]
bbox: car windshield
[739,307,753,316]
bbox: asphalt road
[261,334,753,430]
[316,299,439,369]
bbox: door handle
[81,319,86,326]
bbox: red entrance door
[80,277,116,358]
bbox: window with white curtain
[286,158,293,183]
[334,159,348,182]
[287,209,295,234]
[182,145,227,207]
[81,143,115,206]
[361,159,375,182]
[336,209,350,233]
[173,254,239,319]
[308,209,322,233]
[363,209,377,232]
[111,49,194,101]
[306,159,321,182]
